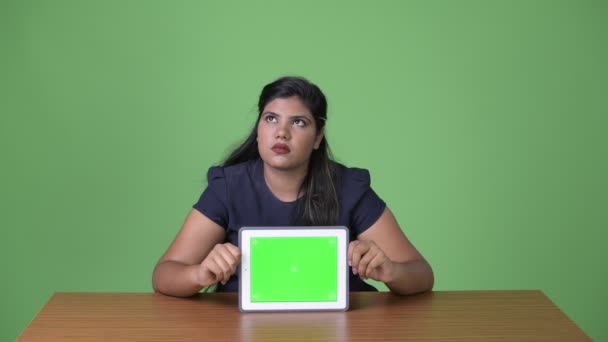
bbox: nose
[276,123,291,140]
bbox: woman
[152,76,434,297]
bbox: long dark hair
[223,76,339,226]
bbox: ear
[313,128,325,150]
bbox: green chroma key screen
[250,236,338,302]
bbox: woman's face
[257,96,324,172]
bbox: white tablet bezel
[239,226,349,312]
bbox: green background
[1,0,606,340]
[251,237,337,302]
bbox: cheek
[256,126,273,148]
[256,125,264,142]
[299,132,318,149]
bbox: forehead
[262,96,313,118]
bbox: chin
[265,160,295,171]
[262,156,305,171]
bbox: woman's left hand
[348,240,395,283]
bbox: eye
[265,115,278,123]
[293,119,306,127]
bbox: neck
[263,162,309,202]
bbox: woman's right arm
[152,209,241,297]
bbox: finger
[216,245,239,274]
[202,261,222,284]
[351,242,370,275]
[348,241,358,266]
[211,252,232,284]
[364,253,385,280]
[224,243,242,261]
[357,247,377,279]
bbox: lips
[271,143,291,154]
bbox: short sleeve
[346,168,386,235]
[192,166,229,229]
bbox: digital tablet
[239,226,349,312]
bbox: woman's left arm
[349,207,434,295]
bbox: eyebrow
[262,111,313,121]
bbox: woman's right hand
[196,243,241,287]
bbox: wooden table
[18,290,590,341]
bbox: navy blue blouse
[193,158,386,292]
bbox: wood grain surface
[18,290,590,341]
